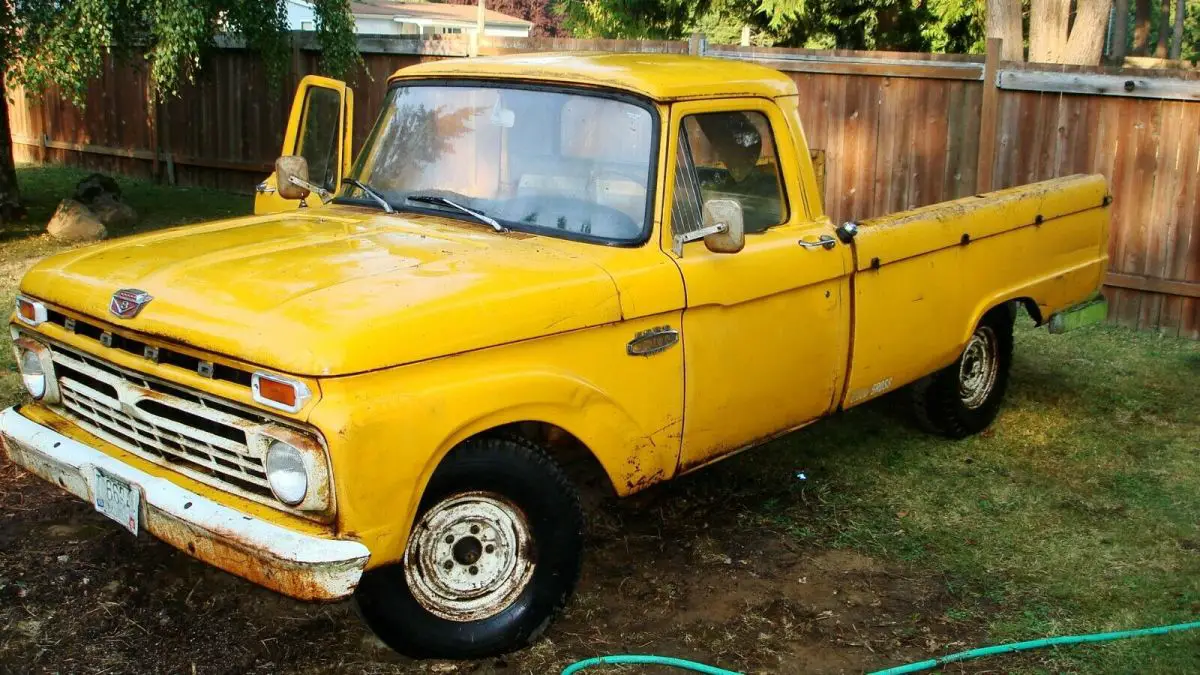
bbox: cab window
[671,111,787,237]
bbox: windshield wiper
[407,194,506,232]
[342,178,395,214]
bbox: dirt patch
[0,459,983,674]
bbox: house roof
[389,53,799,102]
[349,1,533,27]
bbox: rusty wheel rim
[404,491,535,622]
[958,325,998,410]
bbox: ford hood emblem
[109,289,153,319]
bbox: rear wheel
[354,436,584,659]
[909,307,1014,439]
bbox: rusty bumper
[0,406,370,601]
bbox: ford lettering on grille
[109,289,153,319]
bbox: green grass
[704,320,1200,672]
[0,164,250,403]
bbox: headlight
[265,440,308,506]
[19,348,46,399]
[13,337,57,402]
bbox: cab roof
[388,53,798,101]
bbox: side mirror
[276,156,311,201]
[702,199,745,254]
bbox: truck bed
[841,175,1110,407]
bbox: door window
[296,87,343,192]
[671,111,787,237]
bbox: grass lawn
[700,316,1200,671]
[1,164,1197,672]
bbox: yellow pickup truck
[3,54,1109,658]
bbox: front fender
[309,315,684,567]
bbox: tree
[985,0,1024,58]
[439,0,564,37]
[1111,0,1131,61]
[558,0,953,51]
[1156,0,1172,55]
[0,0,359,226]
[1171,0,1184,57]
[1134,0,1153,53]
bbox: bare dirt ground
[0,444,982,675]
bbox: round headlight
[265,440,308,506]
[18,348,46,399]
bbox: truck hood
[21,209,623,376]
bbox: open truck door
[255,75,353,214]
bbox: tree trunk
[1029,0,1072,62]
[1111,0,1130,62]
[1154,0,1170,57]
[0,71,24,226]
[986,0,1025,60]
[1170,0,1183,58]
[1062,0,1117,64]
[1133,0,1152,54]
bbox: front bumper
[0,406,370,600]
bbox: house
[285,0,533,37]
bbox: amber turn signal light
[15,296,47,326]
[251,372,312,413]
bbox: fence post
[976,37,1001,193]
[688,33,706,55]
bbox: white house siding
[285,0,530,37]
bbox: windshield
[338,84,657,244]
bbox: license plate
[94,468,140,536]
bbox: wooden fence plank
[976,39,1001,192]
[1105,273,1200,298]
[998,69,1200,101]
[707,48,984,80]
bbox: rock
[89,193,138,228]
[46,199,107,242]
[73,173,122,205]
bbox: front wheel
[909,307,1015,439]
[354,436,584,659]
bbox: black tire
[909,306,1015,439]
[354,436,584,659]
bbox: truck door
[254,76,354,215]
[665,98,853,471]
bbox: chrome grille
[48,344,275,501]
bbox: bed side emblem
[110,289,153,319]
[627,326,679,357]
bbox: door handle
[798,235,837,250]
[255,181,276,194]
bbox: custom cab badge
[626,326,679,357]
[109,289,153,319]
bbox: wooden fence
[8,33,1199,337]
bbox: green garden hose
[562,655,740,675]
[561,619,1200,674]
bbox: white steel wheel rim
[404,491,535,622]
[959,325,999,409]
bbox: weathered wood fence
[9,33,1199,337]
